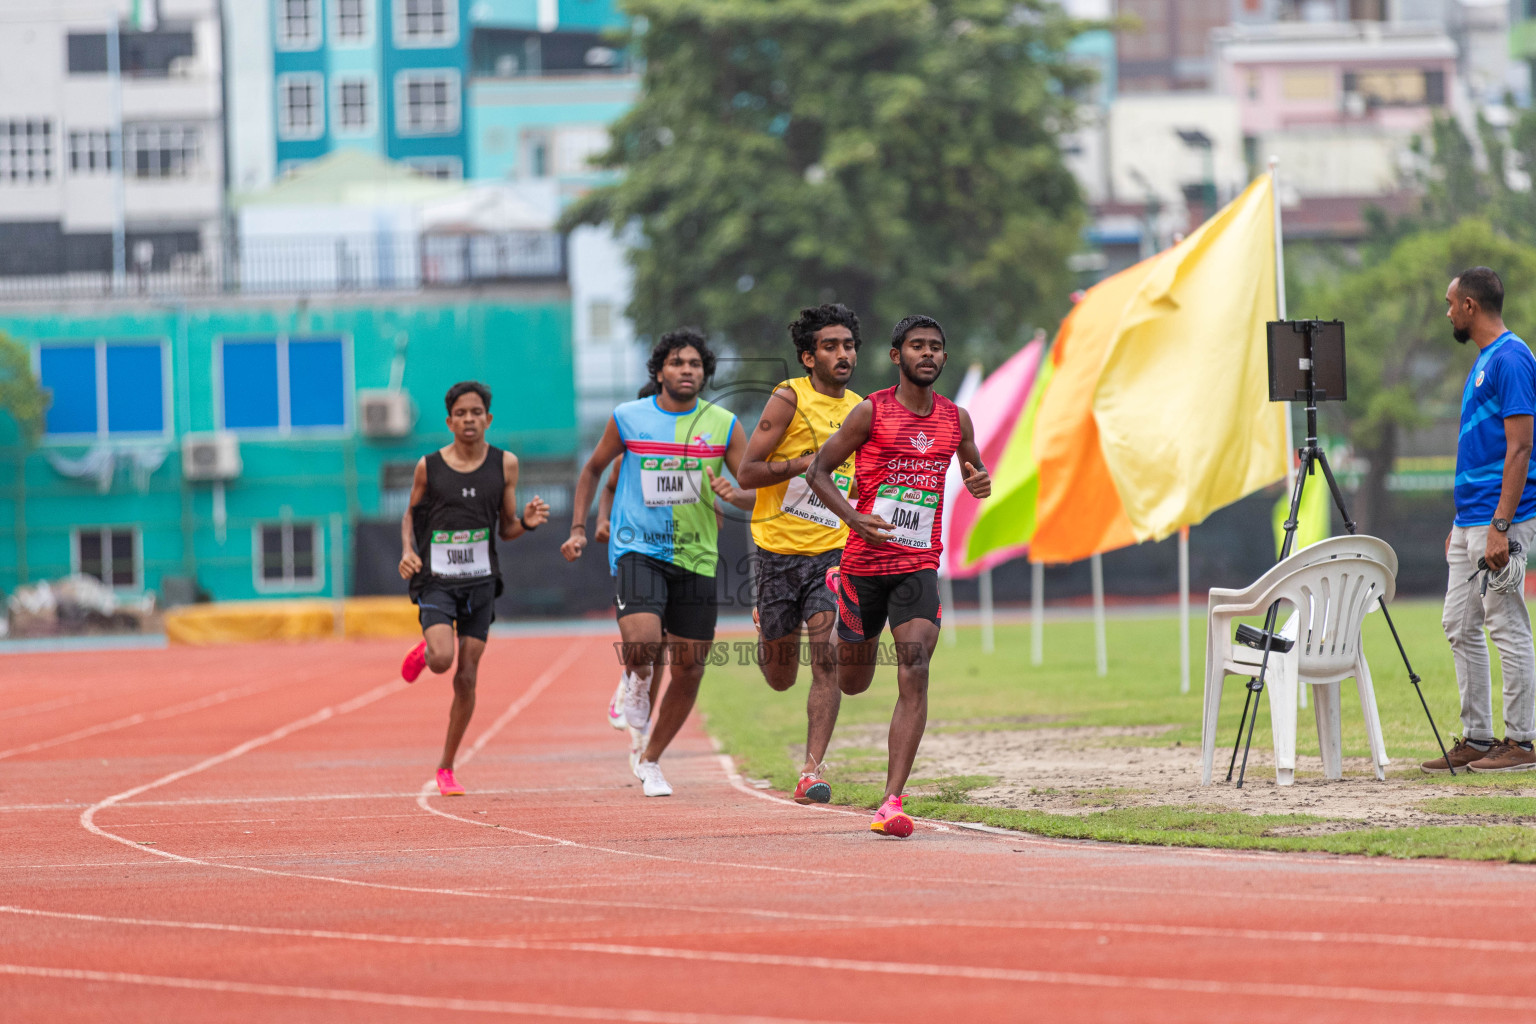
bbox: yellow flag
[1089,175,1289,542]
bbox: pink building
[1216,22,1456,138]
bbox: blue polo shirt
[1455,331,1536,526]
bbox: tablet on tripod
[1267,319,1347,403]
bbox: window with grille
[278,0,321,49]
[395,0,457,46]
[256,521,321,589]
[126,125,201,178]
[75,528,138,588]
[335,76,373,133]
[334,0,371,42]
[278,74,324,140]
[395,70,460,135]
[0,120,53,183]
[69,130,118,174]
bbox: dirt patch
[824,723,1536,832]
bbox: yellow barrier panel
[165,597,419,646]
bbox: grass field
[697,599,1536,860]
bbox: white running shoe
[634,759,672,797]
[621,671,652,730]
[606,677,627,730]
[628,724,649,773]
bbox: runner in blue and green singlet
[562,329,752,797]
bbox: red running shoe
[869,795,913,838]
[436,768,465,796]
[794,772,832,805]
[401,640,427,683]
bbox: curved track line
[12,900,1536,958]
[1,673,323,761]
[79,679,407,858]
[4,933,1535,1012]
[0,963,857,1024]
[66,640,1512,933]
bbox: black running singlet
[409,447,506,598]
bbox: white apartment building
[0,0,224,278]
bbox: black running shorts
[614,552,718,641]
[834,568,942,644]
[416,580,497,641]
[754,548,841,640]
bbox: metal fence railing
[0,231,566,302]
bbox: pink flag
[942,337,1046,579]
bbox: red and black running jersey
[841,386,962,575]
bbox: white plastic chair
[1200,536,1398,786]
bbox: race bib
[640,456,705,507]
[872,485,938,549]
[430,528,492,578]
[782,472,853,530]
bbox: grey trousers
[1442,520,1536,743]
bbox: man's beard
[1453,325,1472,344]
[898,357,942,385]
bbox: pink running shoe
[869,795,913,838]
[401,640,428,683]
[436,768,465,796]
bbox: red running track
[3,634,1536,1023]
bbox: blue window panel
[105,343,164,434]
[288,337,346,428]
[40,346,98,435]
[223,340,281,429]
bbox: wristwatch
[1493,517,1511,533]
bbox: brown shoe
[1421,737,1494,774]
[1468,738,1536,773]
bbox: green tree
[562,0,1095,364]
[0,332,46,445]
[1294,220,1536,530]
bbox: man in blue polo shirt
[1424,266,1536,773]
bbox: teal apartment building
[0,288,575,603]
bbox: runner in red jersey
[807,314,990,837]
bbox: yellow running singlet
[750,377,862,556]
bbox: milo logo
[661,457,682,470]
[451,530,471,543]
[922,493,938,507]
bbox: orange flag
[1027,261,1148,563]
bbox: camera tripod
[1228,322,1454,787]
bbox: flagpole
[979,568,995,655]
[1271,157,1294,489]
[1270,157,1304,712]
[1091,552,1107,677]
[1030,561,1043,666]
[1179,525,1190,694]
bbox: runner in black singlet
[398,381,550,796]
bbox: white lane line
[3,915,1536,1011]
[0,963,858,1024]
[0,673,317,761]
[0,694,88,723]
[10,899,1536,959]
[79,679,408,859]
[58,642,1515,930]
[107,813,426,828]
[0,785,617,813]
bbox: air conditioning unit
[358,389,416,438]
[181,432,242,481]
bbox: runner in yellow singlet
[735,304,862,804]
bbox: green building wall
[0,290,575,603]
